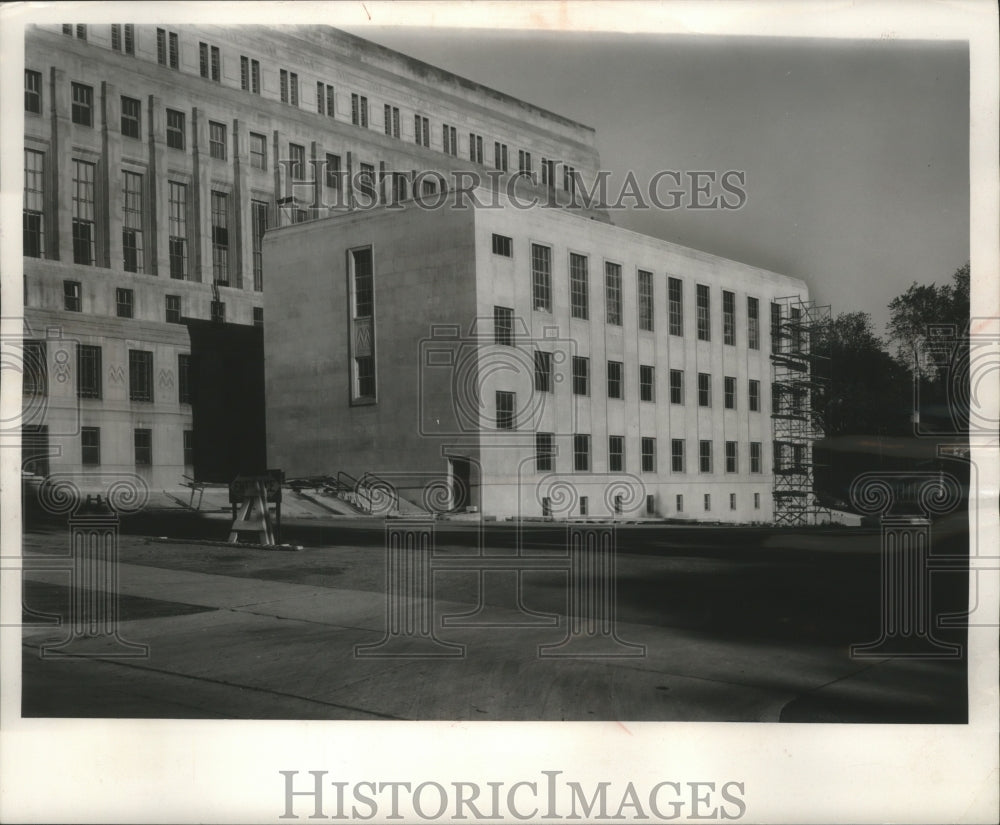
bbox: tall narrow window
[535,433,554,472]
[325,153,341,189]
[157,28,166,64]
[669,369,683,404]
[414,115,429,147]
[317,82,334,115]
[638,270,654,331]
[25,69,42,114]
[531,244,551,312]
[442,125,457,156]
[184,431,194,468]
[23,149,45,259]
[168,181,188,280]
[71,82,93,127]
[641,438,656,472]
[249,132,266,170]
[668,276,683,336]
[350,93,368,126]
[166,109,185,150]
[81,427,101,466]
[574,434,591,472]
[350,247,376,401]
[129,350,153,402]
[750,442,762,474]
[77,345,102,399]
[165,295,181,323]
[749,379,760,412]
[357,163,375,202]
[493,306,513,346]
[468,133,484,164]
[63,280,81,312]
[384,105,400,138]
[723,290,736,345]
[518,149,532,175]
[541,158,556,189]
[496,391,515,430]
[570,253,589,320]
[725,441,738,473]
[696,284,711,341]
[289,72,299,104]
[241,56,260,93]
[22,340,47,397]
[251,200,268,292]
[494,142,508,171]
[608,436,624,473]
[288,143,305,180]
[639,365,655,402]
[699,440,712,473]
[563,165,577,195]
[168,31,179,69]
[771,302,782,351]
[572,357,590,396]
[200,43,220,81]
[211,190,229,284]
[209,121,226,160]
[178,354,191,404]
[71,159,96,265]
[698,372,711,407]
[671,439,685,473]
[134,429,152,466]
[122,171,144,273]
[211,300,226,323]
[605,262,622,325]
[607,360,623,399]
[747,297,760,350]
[724,376,736,409]
[116,287,134,318]
[534,351,553,392]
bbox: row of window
[545,490,762,517]
[492,237,771,347]
[532,432,764,475]
[76,426,192,469]
[47,30,577,183]
[23,340,190,405]
[58,279,260,326]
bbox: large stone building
[264,192,810,521]
[21,23,603,490]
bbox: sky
[341,26,970,338]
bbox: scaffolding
[770,297,831,526]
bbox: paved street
[18,510,968,722]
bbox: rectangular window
[724,376,736,409]
[120,96,140,138]
[771,302,782,351]
[71,159,96,266]
[129,350,153,402]
[535,433,554,472]
[704,494,711,512]
[641,437,656,473]
[111,25,122,52]
[572,357,590,396]
[491,233,512,257]
[607,360,623,400]
[156,29,167,65]
[696,284,711,341]
[442,125,457,156]
[494,141,508,171]
[63,280,81,312]
[122,171,144,273]
[608,436,624,472]
[750,442,762,474]
[81,427,101,466]
[199,43,220,81]
[725,441,738,473]
[669,369,684,404]
[699,440,712,473]
[748,297,760,349]
[383,105,400,138]
[496,391,515,430]
[671,439,685,473]
[754,492,761,510]
[166,295,181,323]
[534,351,552,393]
[166,109,185,150]
[209,121,226,159]
[579,497,588,516]
[251,200,268,292]
[168,181,188,280]
[412,114,429,147]
[698,372,712,407]
[723,290,736,345]
[249,132,266,169]
[25,69,42,114]
[638,270,654,331]
[749,379,760,412]
[23,149,45,258]
[211,300,226,323]
[134,429,152,466]
[76,345,101,399]
[22,341,46,396]
[574,434,591,472]
[324,153,341,189]
[541,158,556,189]
[531,244,552,312]
[570,253,589,320]
[253,307,264,327]
[350,93,368,126]
[211,190,229,284]
[357,162,375,202]
[71,82,93,127]
[116,287,134,318]
[493,306,513,346]
[518,149,532,175]
[676,494,684,512]
[668,277,683,336]
[605,262,622,325]
[469,133,484,164]
[316,82,334,116]
[75,24,87,40]
[639,365,655,402]
[279,70,298,105]
[350,248,376,401]
[183,431,194,468]
[288,142,305,179]
[730,493,737,511]
[178,353,191,403]
[241,56,260,93]
[563,164,577,194]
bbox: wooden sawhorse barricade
[355,519,646,659]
